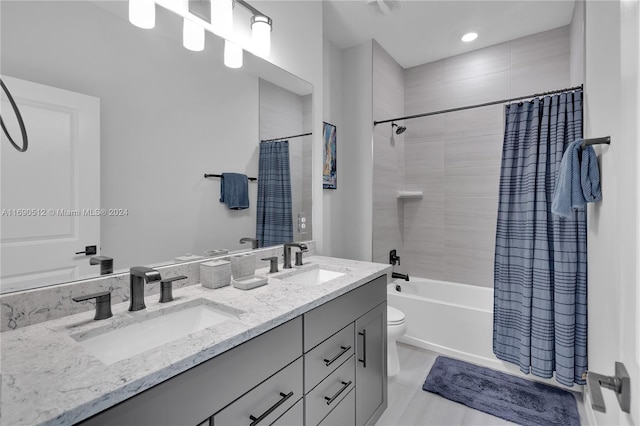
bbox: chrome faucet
[283,243,308,269]
[239,237,259,249]
[129,266,161,311]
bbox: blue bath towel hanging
[219,173,249,210]
[551,139,601,218]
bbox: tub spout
[392,272,409,281]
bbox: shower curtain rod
[373,84,584,126]
[261,132,312,143]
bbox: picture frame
[323,122,337,189]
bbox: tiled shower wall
[373,26,574,287]
[402,27,571,287]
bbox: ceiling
[323,0,576,68]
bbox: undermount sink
[279,266,346,285]
[73,302,235,365]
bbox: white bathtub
[387,277,583,390]
[387,277,496,368]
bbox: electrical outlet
[298,212,309,233]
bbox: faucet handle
[261,257,279,273]
[72,290,113,320]
[159,276,187,303]
[390,249,401,266]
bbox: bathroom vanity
[0,256,390,426]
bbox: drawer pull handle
[358,330,367,368]
[324,380,352,405]
[249,391,293,426]
[324,345,351,367]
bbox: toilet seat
[387,305,405,325]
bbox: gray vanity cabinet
[355,302,387,426]
[303,274,387,426]
[77,273,387,426]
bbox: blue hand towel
[581,144,602,203]
[552,139,602,218]
[219,173,249,210]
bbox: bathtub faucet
[389,249,401,266]
[392,272,409,281]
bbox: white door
[617,2,640,424]
[586,1,640,425]
[1,75,100,293]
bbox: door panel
[1,75,100,292]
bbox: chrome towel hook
[0,78,28,152]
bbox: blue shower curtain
[256,140,293,247]
[493,90,587,387]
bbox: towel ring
[0,78,28,152]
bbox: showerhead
[392,122,407,135]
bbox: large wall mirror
[0,1,313,293]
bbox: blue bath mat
[422,356,580,426]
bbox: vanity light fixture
[461,32,478,42]
[183,18,205,51]
[129,0,156,29]
[236,0,272,57]
[224,40,243,68]
[129,0,272,69]
[251,15,272,56]
[211,0,233,38]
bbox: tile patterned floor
[375,343,588,426]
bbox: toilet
[387,305,407,376]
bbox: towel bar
[204,174,257,181]
[581,136,611,149]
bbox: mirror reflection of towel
[219,173,249,210]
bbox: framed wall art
[322,122,337,189]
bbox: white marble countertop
[1,256,391,426]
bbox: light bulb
[212,0,233,37]
[129,0,155,29]
[183,18,205,51]
[251,15,271,57]
[461,32,478,42]
[224,40,243,68]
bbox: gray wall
[322,39,346,258]
[372,41,405,266]
[372,26,571,287]
[341,41,374,261]
[570,0,586,86]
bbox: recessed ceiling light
[461,32,478,42]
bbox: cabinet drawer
[304,275,386,351]
[214,357,303,426]
[305,355,355,426]
[318,389,355,426]
[271,397,303,426]
[304,323,354,393]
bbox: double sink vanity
[1,251,391,426]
